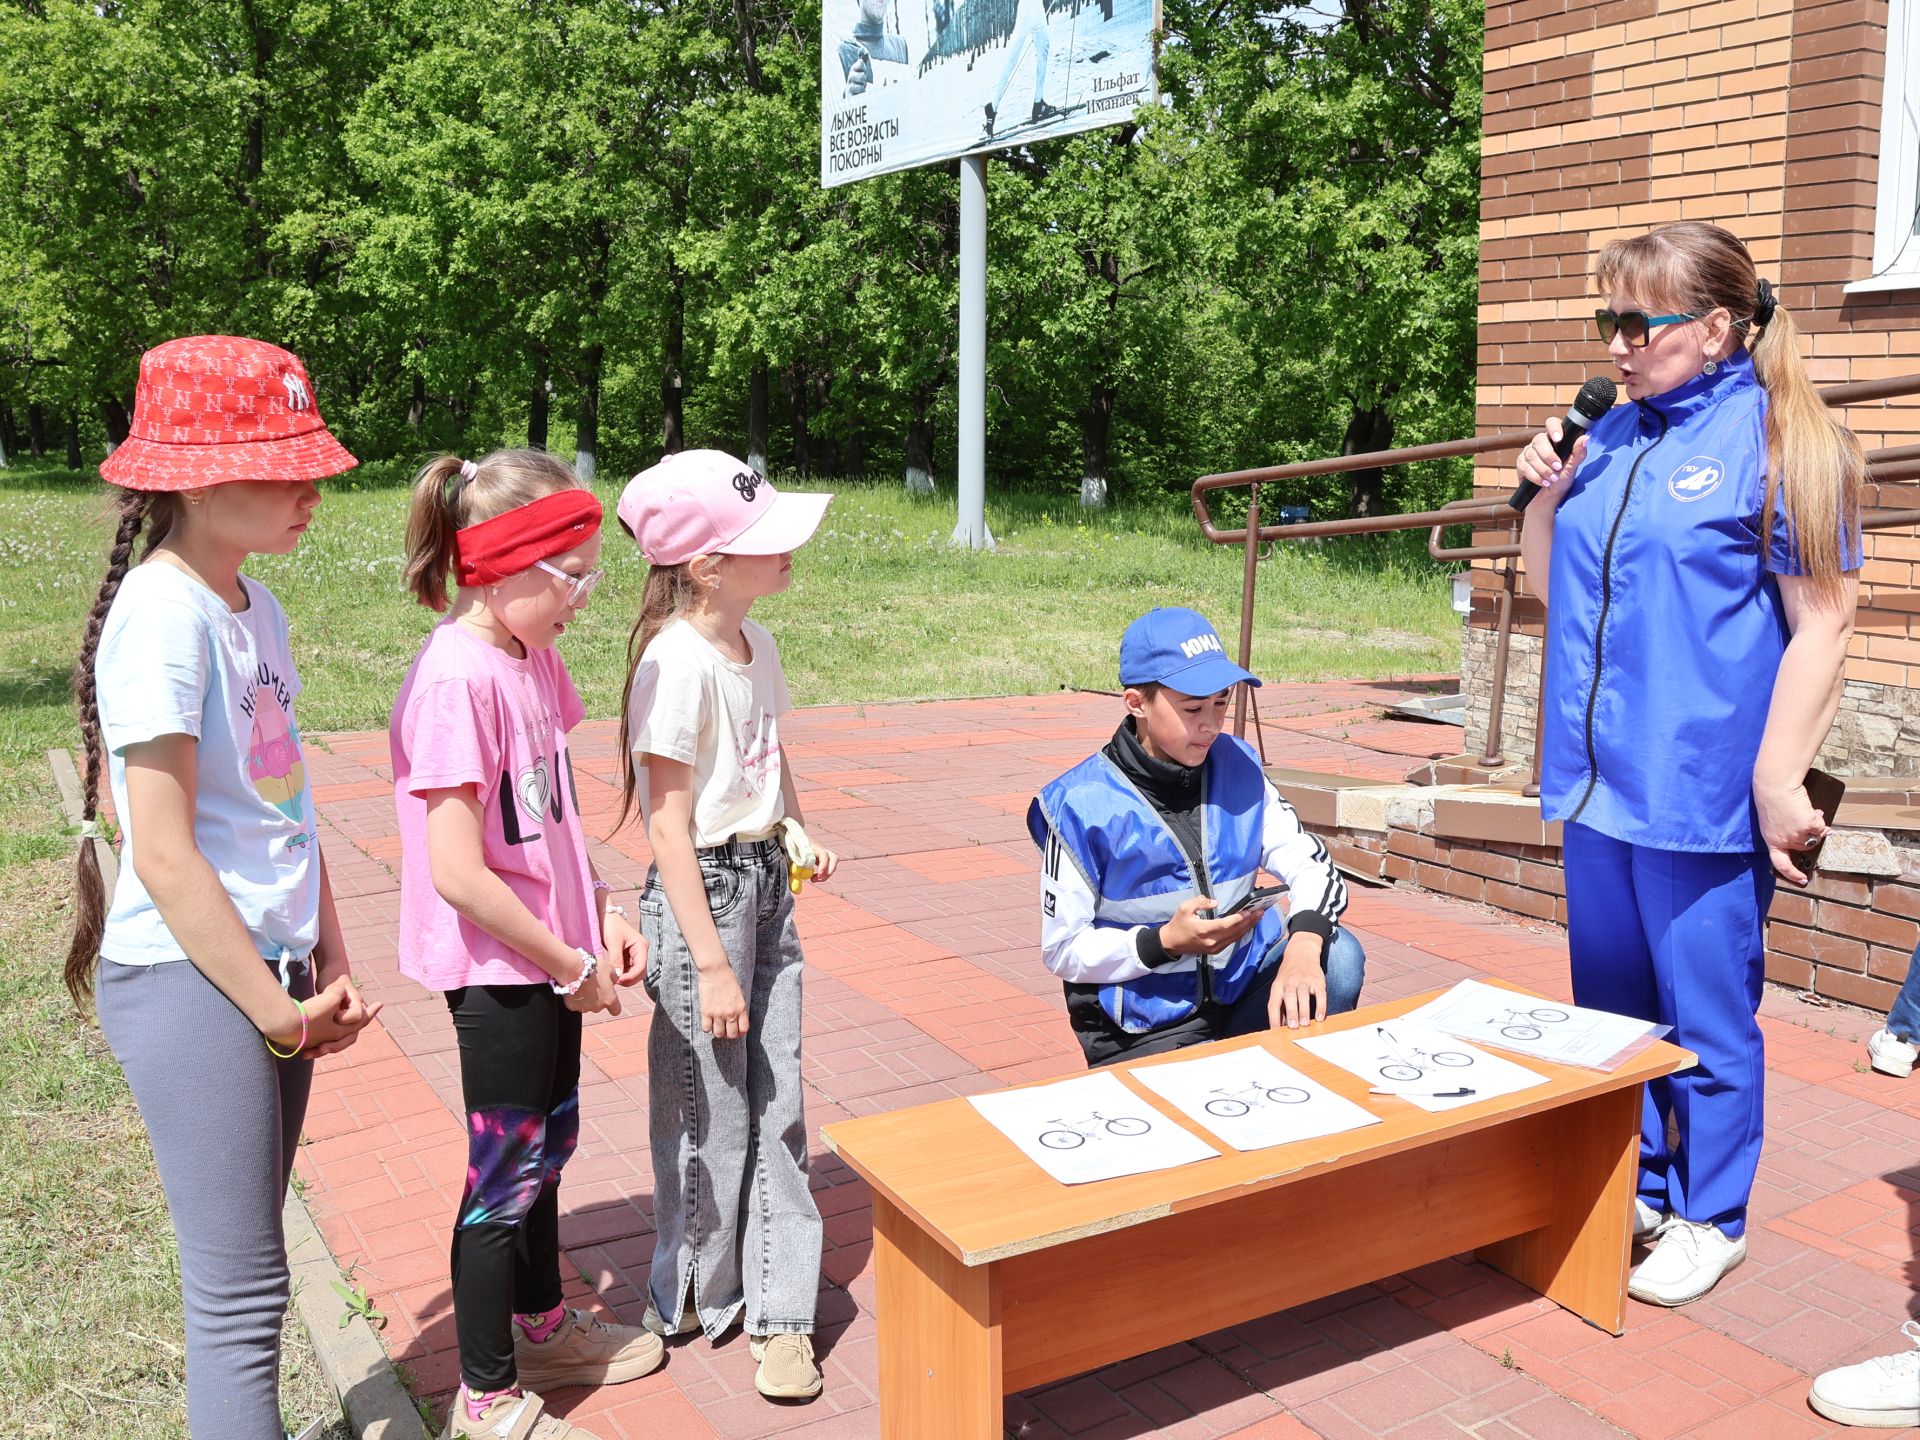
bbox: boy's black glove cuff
[1136,925,1178,968]
[1286,911,1335,941]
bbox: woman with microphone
[1517,221,1862,1307]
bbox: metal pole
[1478,550,1515,769]
[952,154,993,550]
[1234,481,1261,738]
[1526,619,1549,800]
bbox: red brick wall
[1470,0,1920,691]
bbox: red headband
[454,490,604,587]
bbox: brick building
[1319,0,1920,1008]
[1468,0,1919,773]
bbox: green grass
[0,761,348,1438]
[0,462,1462,751]
[0,457,1462,1433]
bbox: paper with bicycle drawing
[968,1071,1218,1185]
[1297,1021,1547,1112]
[1129,1046,1381,1152]
[1402,979,1668,1071]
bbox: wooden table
[821,984,1693,1439]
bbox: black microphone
[1508,377,1618,511]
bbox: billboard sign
[821,0,1158,188]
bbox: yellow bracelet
[265,998,309,1060]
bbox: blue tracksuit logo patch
[1667,455,1725,502]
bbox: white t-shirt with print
[96,562,321,966]
[626,617,793,847]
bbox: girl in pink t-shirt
[389,449,656,1440]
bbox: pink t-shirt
[390,622,596,990]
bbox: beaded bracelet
[265,999,309,1060]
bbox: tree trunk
[747,361,769,476]
[788,363,810,477]
[846,427,866,479]
[101,396,131,457]
[1079,381,1116,509]
[812,372,838,478]
[0,402,19,459]
[407,372,426,432]
[661,260,685,456]
[528,376,550,451]
[28,403,46,458]
[575,345,602,483]
[0,413,8,469]
[237,0,273,279]
[1341,405,1395,518]
[905,389,936,496]
[64,412,82,469]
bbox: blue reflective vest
[1027,735,1285,1033]
[1539,349,1855,853]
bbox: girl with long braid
[66,337,379,1438]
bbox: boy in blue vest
[1028,607,1366,1066]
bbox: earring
[1702,358,1720,376]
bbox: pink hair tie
[445,458,480,507]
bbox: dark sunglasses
[1594,308,1697,348]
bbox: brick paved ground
[295,684,1920,1439]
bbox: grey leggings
[98,956,313,1440]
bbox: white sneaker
[1869,1028,1918,1078]
[641,1298,700,1338]
[1633,1197,1665,1239]
[641,1295,740,1341]
[1811,1321,1920,1427]
[1627,1218,1745,1306]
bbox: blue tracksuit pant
[1562,822,1775,1238]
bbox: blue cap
[1118,607,1261,695]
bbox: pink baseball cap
[616,449,831,566]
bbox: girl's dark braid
[65,491,150,1007]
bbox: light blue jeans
[638,837,821,1339]
[1886,942,1920,1041]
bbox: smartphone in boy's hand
[1216,883,1286,919]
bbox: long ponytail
[1751,300,1865,602]
[402,448,584,611]
[614,561,698,831]
[67,488,177,1006]
[1596,222,1863,600]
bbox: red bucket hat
[99,335,358,492]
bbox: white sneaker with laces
[1627,1217,1745,1306]
[1868,1028,1918,1078]
[1633,1197,1665,1239]
[1810,1321,1920,1427]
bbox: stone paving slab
[292,685,1920,1437]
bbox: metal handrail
[1192,371,1920,778]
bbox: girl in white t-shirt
[66,337,380,1440]
[613,450,836,1402]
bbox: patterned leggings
[446,982,582,1390]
